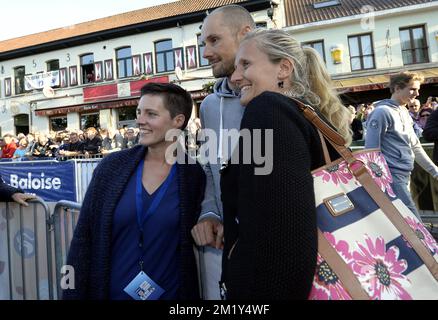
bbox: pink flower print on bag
[351,235,412,300]
[314,161,353,186]
[403,216,438,255]
[309,253,352,300]
[356,151,396,198]
[309,233,352,300]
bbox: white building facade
[283,0,438,104]
[0,0,281,135]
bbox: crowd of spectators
[0,118,202,161]
[347,96,438,142]
[0,127,141,161]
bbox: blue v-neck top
[109,163,180,300]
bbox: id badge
[124,271,165,300]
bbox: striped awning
[333,67,438,93]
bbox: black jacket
[220,92,338,300]
[422,108,438,165]
[0,175,23,201]
[83,136,102,154]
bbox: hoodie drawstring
[218,96,224,165]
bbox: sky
[0,0,178,41]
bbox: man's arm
[364,108,388,149]
[198,162,221,220]
[191,102,223,249]
[410,130,438,178]
[191,161,223,249]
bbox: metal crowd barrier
[72,159,101,202]
[51,201,81,299]
[0,197,53,300]
[55,153,105,161]
[0,198,81,300]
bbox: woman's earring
[278,81,284,89]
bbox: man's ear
[278,58,293,81]
[237,25,252,41]
[174,114,185,129]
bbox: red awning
[83,76,168,103]
[35,98,139,116]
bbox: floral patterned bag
[292,99,438,300]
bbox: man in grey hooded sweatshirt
[365,71,438,220]
[191,5,255,299]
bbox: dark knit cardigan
[0,176,23,201]
[423,108,438,165]
[63,145,205,300]
[221,92,338,300]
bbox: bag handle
[317,130,331,164]
[290,98,438,282]
[317,229,369,300]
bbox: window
[348,33,375,71]
[46,60,60,88]
[256,21,267,29]
[117,47,133,78]
[14,114,29,135]
[81,53,95,84]
[155,40,174,73]
[14,66,25,95]
[118,106,137,128]
[50,116,67,131]
[80,113,99,130]
[47,60,59,72]
[118,106,137,122]
[399,26,429,65]
[197,34,209,67]
[302,40,326,62]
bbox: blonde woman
[13,138,29,158]
[219,29,351,299]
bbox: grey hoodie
[365,99,438,177]
[199,77,245,220]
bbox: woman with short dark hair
[64,83,205,300]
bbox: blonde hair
[241,29,352,146]
[347,105,356,115]
[389,71,424,94]
[86,127,98,135]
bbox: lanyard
[136,160,177,270]
[136,159,177,228]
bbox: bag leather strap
[317,229,369,300]
[291,98,438,282]
[317,130,331,164]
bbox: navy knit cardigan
[0,176,23,201]
[63,145,205,300]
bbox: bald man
[191,5,255,299]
